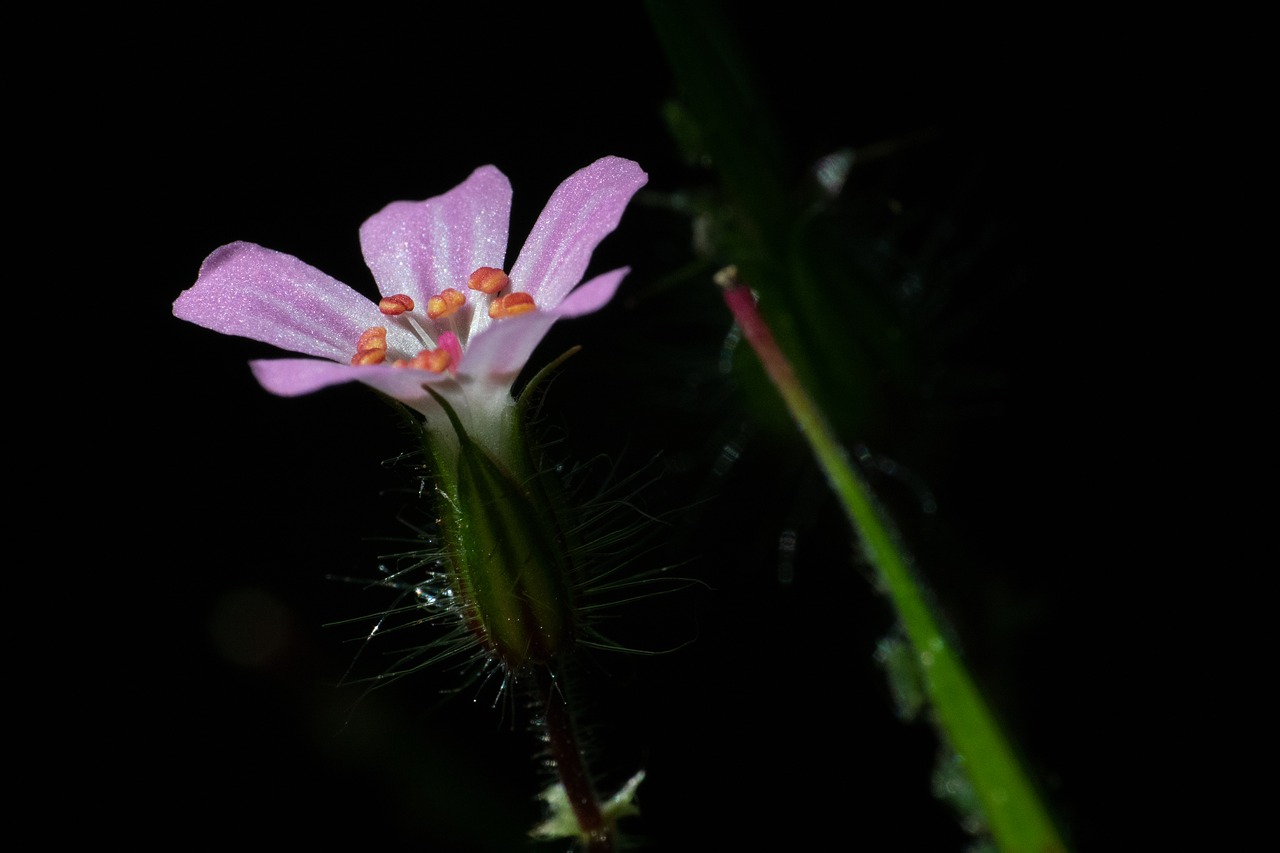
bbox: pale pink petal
[508,156,647,308]
[251,358,448,404]
[554,267,630,318]
[359,165,512,306]
[177,159,644,427]
[173,242,405,361]
[459,268,630,381]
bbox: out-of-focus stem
[536,666,613,853]
[716,265,1067,853]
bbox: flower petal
[173,242,397,361]
[554,266,630,318]
[359,165,512,307]
[508,156,647,309]
[251,357,447,406]
[460,267,630,382]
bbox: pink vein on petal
[509,156,648,309]
[360,165,513,306]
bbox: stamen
[404,348,452,373]
[404,314,432,343]
[488,292,536,319]
[352,349,386,366]
[378,294,415,315]
[351,326,388,365]
[468,267,510,295]
[391,333,461,375]
[427,288,466,320]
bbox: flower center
[350,266,536,372]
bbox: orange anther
[407,348,452,373]
[427,288,466,320]
[378,294,415,315]
[355,326,387,351]
[488,292,536,319]
[468,266,510,295]
[352,326,388,365]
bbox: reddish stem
[536,665,613,853]
[716,265,800,391]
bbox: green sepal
[423,386,577,668]
[516,344,582,417]
[530,771,645,843]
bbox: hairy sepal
[422,386,577,670]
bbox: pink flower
[174,156,647,444]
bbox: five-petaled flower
[174,156,648,454]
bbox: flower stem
[536,665,613,853]
[716,266,1068,853]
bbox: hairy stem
[536,665,613,853]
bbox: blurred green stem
[716,266,1067,853]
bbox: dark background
[49,3,1213,850]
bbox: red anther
[352,348,387,366]
[407,348,452,373]
[468,266,510,295]
[378,294,415,315]
[427,288,466,320]
[488,291,536,319]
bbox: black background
[38,3,1215,850]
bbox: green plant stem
[716,266,1067,853]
